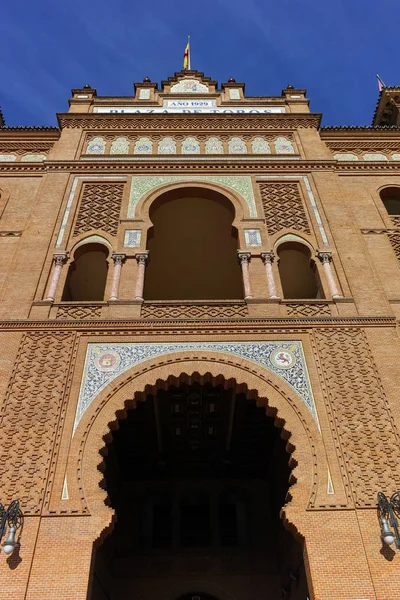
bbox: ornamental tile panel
[333,153,359,161]
[21,154,46,162]
[181,137,200,154]
[229,89,241,100]
[139,88,151,99]
[110,137,129,154]
[251,137,271,154]
[0,154,17,162]
[170,79,209,93]
[244,229,262,247]
[86,137,106,154]
[275,137,295,154]
[73,341,318,432]
[363,153,388,161]
[228,137,247,154]
[123,229,142,247]
[205,137,224,154]
[158,137,177,154]
[128,175,257,217]
[134,137,153,154]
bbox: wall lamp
[377,491,400,548]
[0,500,23,556]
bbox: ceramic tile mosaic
[229,89,241,100]
[251,137,271,154]
[181,137,200,154]
[363,153,388,161]
[73,341,318,433]
[134,137,153,154]
[0,154,17,162]
[205,137,224,154]
[86,137,106,154]
[170,79,209,93]
[139,88,151,100]
[392,154,400,160]
[228,137,247,154]
[55,176,127,248]
[128,176,257,218]
[244,229,262,247]
[21,154,47,162]
[258,175,329,246]
[158,137,177,154]
[333,153,359,161]
[110,137,129,154]
[123,229,142,247]
[274,137,295,154]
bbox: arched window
[380,187,400,215]
[277,241,322,299]
[62,243,109,301]
[144,188,243,300]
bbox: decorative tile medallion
[21,154,47,162]
[134,137,153,154]
[205,137,224,154]
[73,341,318,432]
[110,137,129,154]
[158,137,177,154]
[123,229,142,247]
[228,137,247,154]
[251,137,271,154]
[181,136,200,154]
[392,154,400,161]
[139,88,151,100]
[275,137,295,154]
[170,79,209,93]
[244,229,262,247]
[128,176,257,217]
[229,89,241,100]
[0,154,17,162]
[86,137,106,154]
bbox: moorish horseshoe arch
[66,352,325,539]
[132,179,251,225]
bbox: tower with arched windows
[1,71,400,600]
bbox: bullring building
[0,69,400,600]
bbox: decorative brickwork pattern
[73,183,123,237]
[314,328,400,506]
[286,303,331,317]
[141,303,248,319]
[390,216,400,228]
[388,233,400,262]
[259,182,311,235]
[0,332,75,513]
[56,305,102,320]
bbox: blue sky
[1,0,399,127]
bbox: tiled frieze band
[73,341,318,433]
[128,175,257,218]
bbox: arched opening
[144,188,243,300]
[89,377,309,600]
[62,243,109,301]
[277,242,322,299]
[380,187,400,215]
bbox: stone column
[134,251,149,300]
[237,251,253,300]
[261,251,280,299]
[45,252,68,302]
[317,251,342,299]
[109,253,126,301]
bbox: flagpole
[188,35,191,70]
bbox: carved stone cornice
[57,112,322,131]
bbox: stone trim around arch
[63,352,327,531]
[128,175,257,219]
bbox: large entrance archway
[88,375,309,600]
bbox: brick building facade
[1,70,400,599]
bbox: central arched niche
[144,187,243,300]
[88,375,309,600]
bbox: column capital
[112,253,126,266]
[135,251,149,265]
[261,251,275,264]
[237,251,251,264]
[53,252,68,266]
[317,251,332,264]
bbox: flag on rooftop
[183,37,190,70]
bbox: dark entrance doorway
[89,380,309,600]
